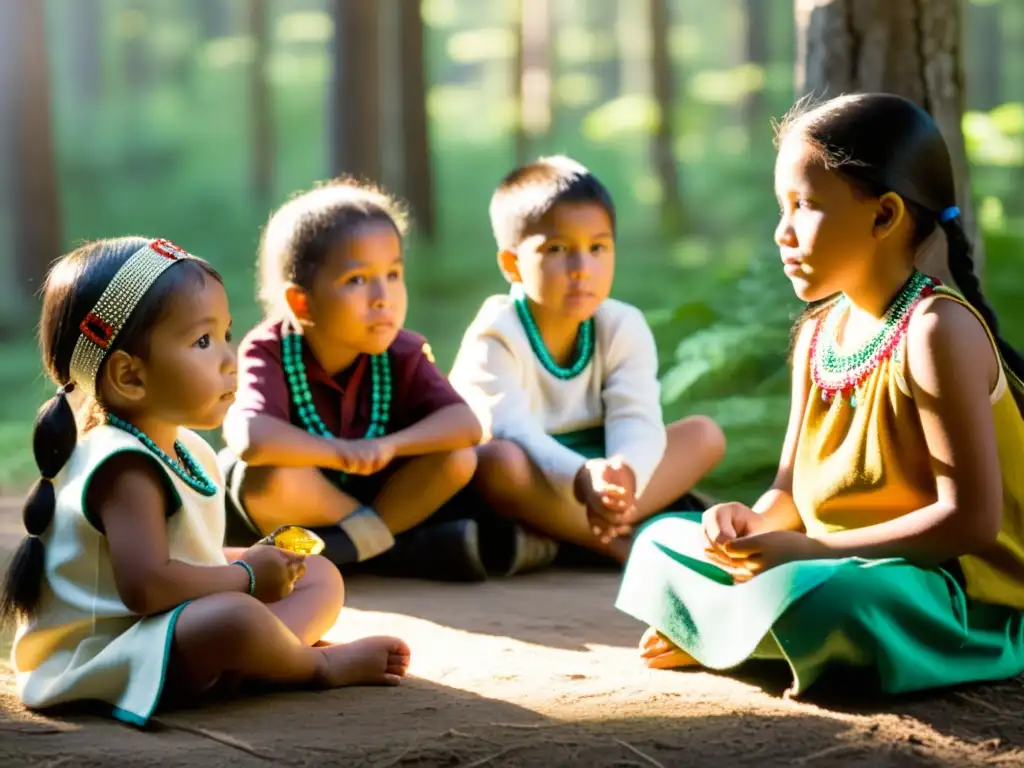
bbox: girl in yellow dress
[615,93,1024,696]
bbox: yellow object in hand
[259,525,326,556]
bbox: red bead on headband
[67,238,202,397]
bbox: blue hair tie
[939,206,960,222]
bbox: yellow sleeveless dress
[616,285,1024,696]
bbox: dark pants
[217,450,503,582]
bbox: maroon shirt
[232,319,466,438]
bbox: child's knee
[243,465,315,506]
[436,446,478,490]
[299,554,345,614]
[476,439,532,489]
[676,415,726,462]
[176,592,271,653]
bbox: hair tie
[939,206,960,222]
[39,476,54,484]
[56,382,75,396]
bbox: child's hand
[238,544,307,603]
[710,530,826,582]
[575,457,638,544]
[333,438,397,475]
[702,501,762,552]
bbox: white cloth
[12,425,228,725]
[449,295,667,500]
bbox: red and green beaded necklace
[811,271,938,407]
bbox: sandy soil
[0,505,1022,767]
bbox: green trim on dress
[110,599,192,726]
[616,515,1024,696]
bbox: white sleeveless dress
[11,425,228,725]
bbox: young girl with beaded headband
[220,179,487,580]
[616,93,1024,696]
[1,237,410,725]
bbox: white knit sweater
[449,295,667,500]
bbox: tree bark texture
[250,0,274,209]
[649,0,681,231]
[1,0,63,298]
[329,0,382,182]
[514,0,553,165]
[399,0,436,239]
[794,0,980,274]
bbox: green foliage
[1,0,1023,507]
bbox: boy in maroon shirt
[219,180,486,580]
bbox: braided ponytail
[941,217,1024,382]
[0,385,78,623]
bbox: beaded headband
[68,239,199,398]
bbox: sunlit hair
[489,155,616,252]
[776,92,1024,380]
[258,177,409,317]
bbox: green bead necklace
[280,330,392,442]
[511,287,595,379]
[106,414,217,496]
[811,271,937,408]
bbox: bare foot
[314,636,411,687]
[638,626,699,670]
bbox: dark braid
[0,387,78,622]
[941,217,1024,380]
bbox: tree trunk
[514,0,553,165]
[250,0,274,209]
[648,0,681,233]
[398,0,436,239]
[965,0,1001,112]
[0,0,62,301]
[69,0,103,105]
[742,0,771,130]
[329,0,382,181]
[794,0,980,275]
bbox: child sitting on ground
[449,156,726,569]
[4,237,408,725]
[619,93,1024,697]
[220,180,487,581]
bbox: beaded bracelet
[231,560,256,595]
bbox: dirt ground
[0,506,1022,767]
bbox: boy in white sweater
[449,156,726,566]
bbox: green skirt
[615,514,1024,696]
[553,426,705,517]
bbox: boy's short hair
[489,155,616,252]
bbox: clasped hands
[702,502,824,582]
[332,436,397,475]
[576,456,639,543]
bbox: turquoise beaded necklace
[510,286,595,379]
[106,414,217,496]
[280,329,392,446]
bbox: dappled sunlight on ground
[1,559,1022,766]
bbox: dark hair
[776,93,1024,380]
[0,237,222,624]
[258,177,409,316]
[489,155,617,252]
